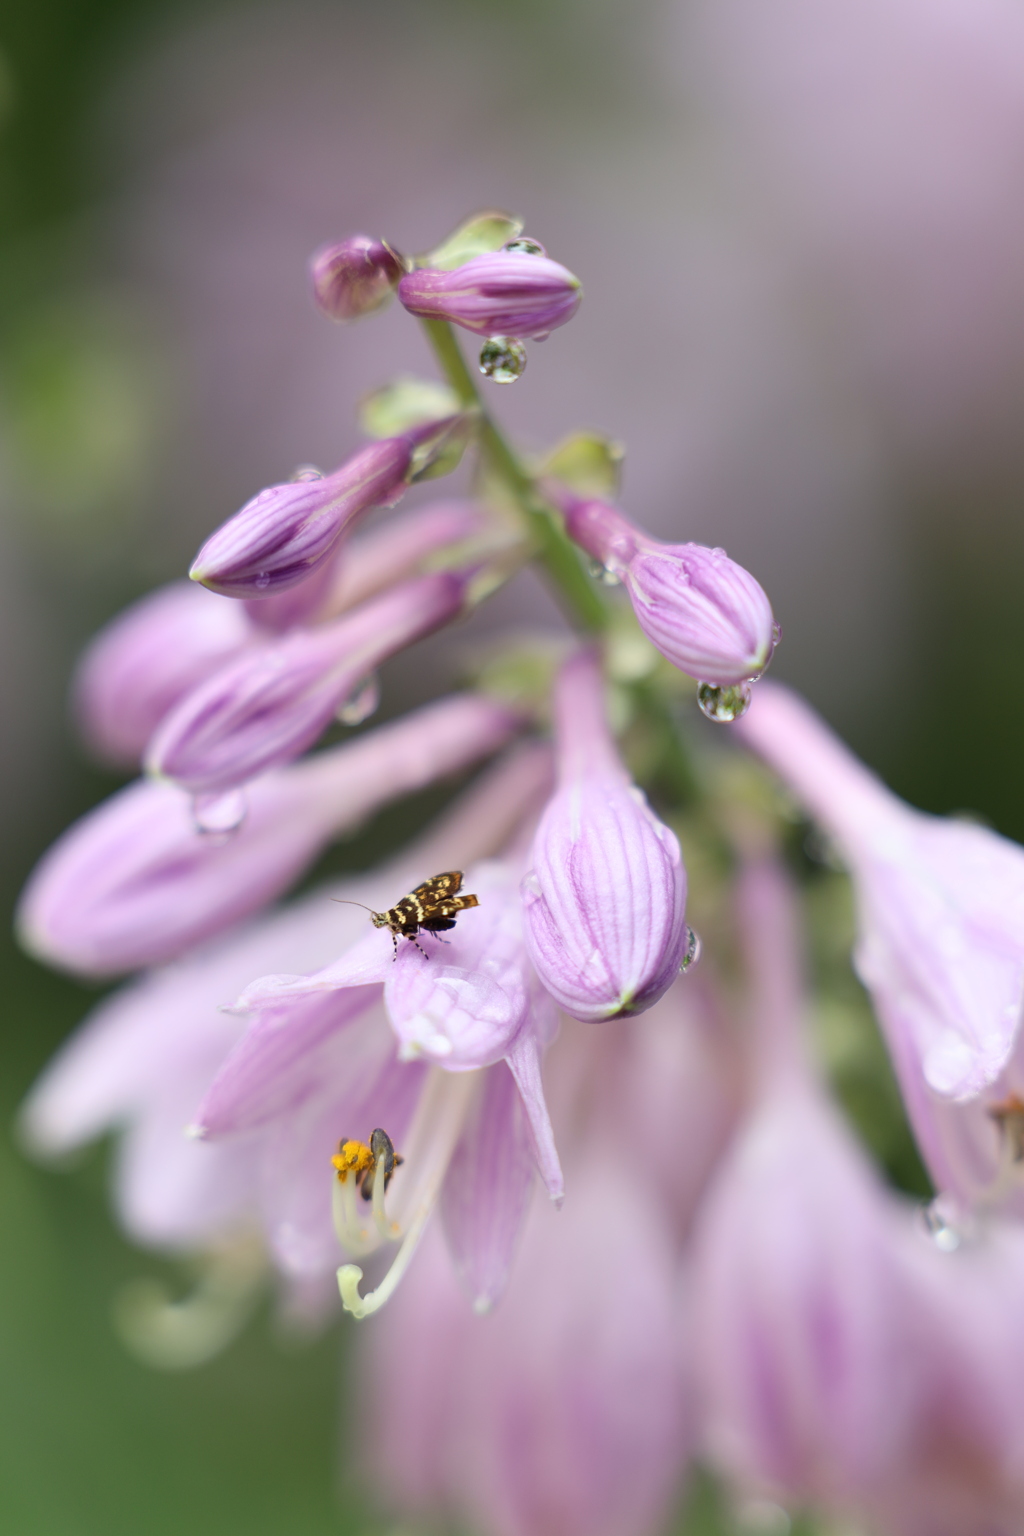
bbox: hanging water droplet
[679,926,702,973]
[520,871,542,901]
[503,238,546,256]
[771,620,783,648]
[253,572,271,591]
[696,681,752,723]
[337,674,381,726]
[922,1198,962,1252]
[479,337,527,384]
[587,558,623,587]
[192,788,248,837]
[289,464,324,482]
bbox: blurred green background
[3,0,1023,1530]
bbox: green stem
[420,318,607,632]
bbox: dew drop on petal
[697,681,752,723]
[772,620,783,648]
[587,558,623,587]
[922,1198,962,1252]
[253,572,272,591]
[192,788,248,837]
[289,464,324,482]
[479,337,527,384]
[503,238,546,256]
[679,926,702,973]
[337,673,381,726]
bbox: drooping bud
[73,581,254,767]
[147,572,473,794]
[190,419,463,603]
[18,694,517,976]
[398,252,582,340]
[521,649,688,1021]
[553,486,777,687]
[310,236,405,321]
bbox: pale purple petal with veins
[736,681,1024,1101]
[73,580,255,767]
[555,488,776,686]
[398,251,582,339]
[440,1060,536,1313]
[147,571,472,794]
[522,649,687,1022]
[19,693,516,976]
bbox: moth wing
[410,871,463,902]
[435,893,479,917]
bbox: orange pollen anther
[332,1139,375,1184]
[988,1093,1024,1163]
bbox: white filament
[337,1067,478,1319]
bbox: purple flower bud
[556,488,777,686]
[310,235,404,321]
[522,649,688,1021]
[19,695,518,976]
[190,423,457,602]
[73,581,255,767]
[147,572,474,795]
[398,251,582,339]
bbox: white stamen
[371,1146,398,1242]
[332,1162,380,1257]
[113,1230,266,1370]
[338,1067,478,1319]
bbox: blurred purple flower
[74,581,255,767]
[147,570,473,794]
[310,234,405,321]
[19,693,518,976]
[398,251,582,339]
[360,1153,690,1536]
[521,648,688,1021]
[554,487,777,686]
[736,681,1024,1105]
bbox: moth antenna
[330,898,377,915]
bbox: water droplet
[289,464,324,482]
[772,620,783,648]
[521,871,542,900]
[587,558,623,587]
[922,1199,962,1252]
[479,336,527,384]
[503,238,546,256]
[192,788,248,837]
[253,572,271,591]
[337,674,381,726]
[697,681,752,723]
[679,926,702,973]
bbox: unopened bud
[554,488,777,688]
[398,251,582,340]
[190,420,463,603]
[310,236,405,321]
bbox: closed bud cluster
[310,235,405,321]
[554,487,777,687]
[398,251,582,340]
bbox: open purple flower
[20,748,554,1319]
[553,487,777,687]
[521,649,688,1021]
[19,694,517,976]
[398,251,582,339]
[147,571,472,794]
